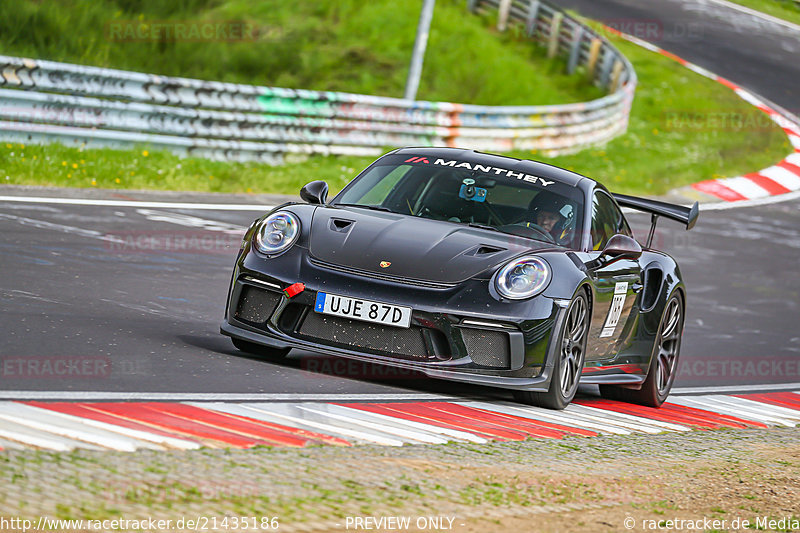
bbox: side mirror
[601,234,642,261]
[300,180,328,205]
[585,234,642,270]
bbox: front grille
[308,256,456,289]
[297,312,431,360]
[235,285,282,323]
[461,328,511,368]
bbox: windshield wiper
[335,203,394,213]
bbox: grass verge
[727,0,800,27]
[1,29,790,197]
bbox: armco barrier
[0,0,635,164]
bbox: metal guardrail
[0,0,635,164]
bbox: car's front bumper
[220,247,568,392]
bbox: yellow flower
[142,150,149,157]
[72,163,78,169]
[80,159,85,164]
[32,155,37,160]
[246,187,253,193]
[209,175,214,180]
[67,173,72,178]
[62,161,67,166]
[20,144,25,149]
[115,178,121,184]
[652,128,659,135]
[5,144,11,149]
[91,179,97,186]
[130,171,134,176]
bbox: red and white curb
[0,392,798,452]
[611,31,800,204]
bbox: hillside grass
[0,0,602,105]
[0,2,791,196]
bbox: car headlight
[495,256,551,300]
[253,211,300,255]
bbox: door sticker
[600,282,628,338]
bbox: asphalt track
[1,0,799,399]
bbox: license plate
[314,292,412,328]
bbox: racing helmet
[527,191,575,244]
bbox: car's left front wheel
[231,338,290,359]
[513,290,589,410]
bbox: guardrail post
[586,38,602,79]
[548,12,563,58]
[525,0,541,37]
[610,59,624,91]
[497,0,512,31]
[467,0,480,13]
[599,51,615,89]
[567,25,584,74]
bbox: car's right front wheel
[513,290,589,410]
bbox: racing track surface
[1,0,799,399]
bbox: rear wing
[613,193,699,230]
[612,193,699,248]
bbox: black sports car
[221,148,698,409]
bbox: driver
[526,191,573,246]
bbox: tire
[231,338,290,359]
[599,292,684,407]
[514,290,589,410]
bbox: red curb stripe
[81,403,272,448]
[147,403,348,447]
[24,402,202,443]
[664,402,767,429]
[341,403,501,441]
[732,394,800,411]
[778,160,800,177]
[423,402,595,439]
[658,49,687,65]
[692,180,749,201]
[716,77,740,90]
[466,408,599,438]
[573,399,722,429]
[377,403,529,441]
[345,403,521,441]
[744,173,791,195]
[739,392,800,410]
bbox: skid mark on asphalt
[1,392,797,452]
[0,213,123,243]
[135,209,246,234]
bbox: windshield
[333,154,585,249]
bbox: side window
[591,192,627,250]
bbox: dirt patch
[0,428,798,532]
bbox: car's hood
[308,206,547,283]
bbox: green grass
[0,0,602,105]
[0,2,791,196]
[728,0,800,26]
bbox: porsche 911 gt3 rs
[221,147,698,409]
